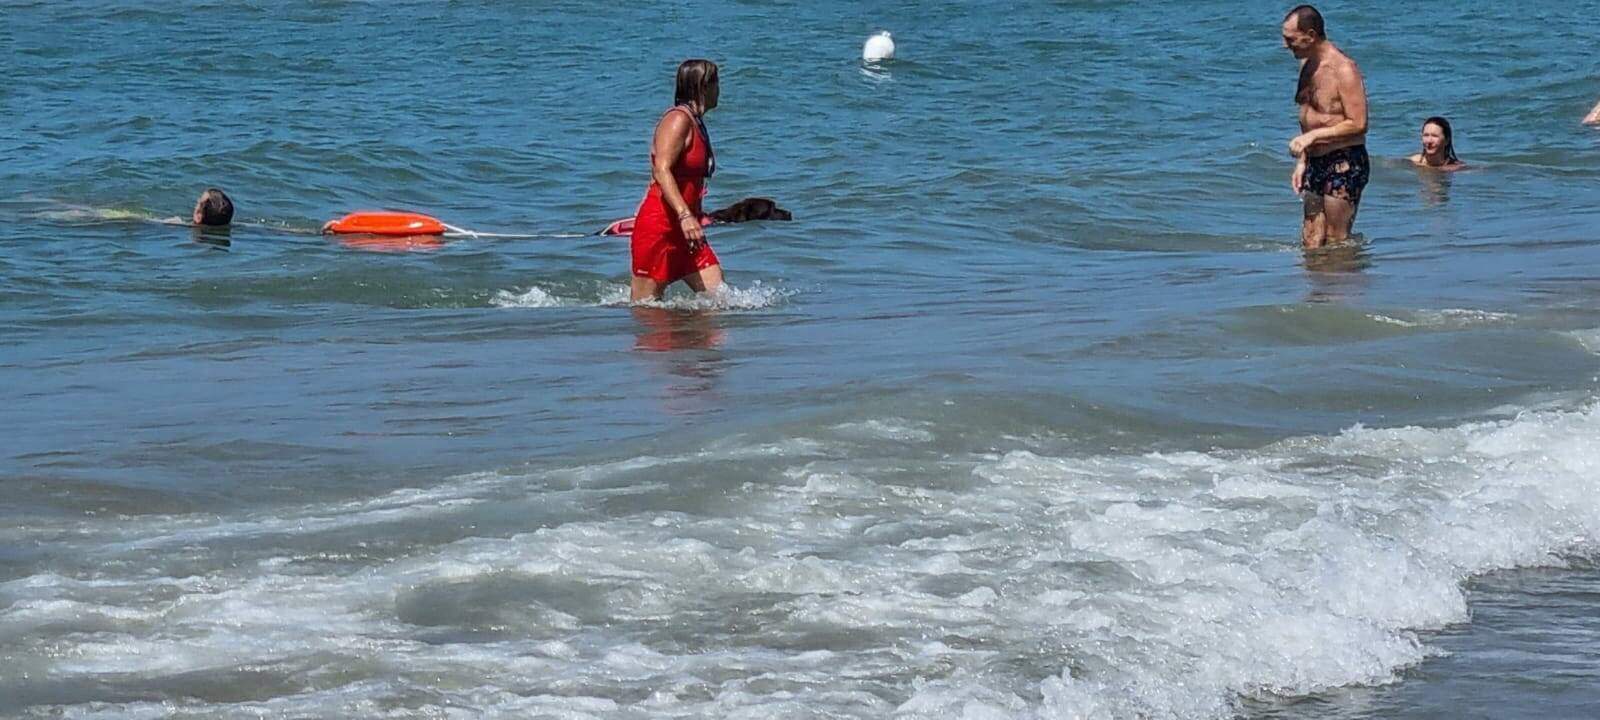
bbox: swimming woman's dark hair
[1423,116,1460,164]
[1285,5,1326,39]
[196,188,234,226]
[673,59,719,116]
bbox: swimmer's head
[1421,116,1459,163]
[1282,5,1325,58]
[674,59,720,115]
[192,188,234,226]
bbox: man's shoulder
[1329,47,1362,74]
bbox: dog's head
[708,197,792,224]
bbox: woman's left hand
[680,214,706,250]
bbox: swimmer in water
[1408,116,1465,171]
[1585,100,1600,125]
[191,188,234,226]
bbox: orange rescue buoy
[323,211,447,236]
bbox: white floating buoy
[862,31,895,62]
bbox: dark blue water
[4,1,1600,717]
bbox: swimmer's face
[192,192,210,224]
[1282,20,1316,58]
[706,77,720,111]
[1421,122,1446,155]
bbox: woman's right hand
[680,214,705,249]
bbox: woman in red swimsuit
[629,59,723,302]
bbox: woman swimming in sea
[1408,116,1466,171]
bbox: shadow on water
[1414,166,1456,207]
[630,306,728,415]
[1302,240,1372,303]
[190,226,231,250]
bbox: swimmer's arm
[1292,64,1368,151]
[650,112,696,222]
[1585,100,1600,125]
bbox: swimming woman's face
[1421,122,1447,156]
[706,77,720,111]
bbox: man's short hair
[197,188,234,226]
[1285,5,1325,38]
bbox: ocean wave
[6,400,1599,718]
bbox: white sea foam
[492,281,793,310]
[1365,308,1517,329]
[8,402,1600,718]
[833,418,937,443]
[490,285,568,308]
[1568,327,1600,355]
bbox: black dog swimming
[599,197,791,236]
[706,197,792,223]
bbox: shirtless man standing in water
[1283,5,1368,249]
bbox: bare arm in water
[1289,62,1368,157]
[1586,100,1600,125]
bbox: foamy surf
[1568,328,1600,355]
[491,285,572,308]
[492,281,795,310]
[1365,308,1518,329]
[5,399,1598,719]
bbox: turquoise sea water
[4,1,1600,717]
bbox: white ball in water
[862,31,895,62]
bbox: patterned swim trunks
[1301,144,1370,205]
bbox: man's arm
[1290,62,1368,154]
[1585,100,1600,125]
